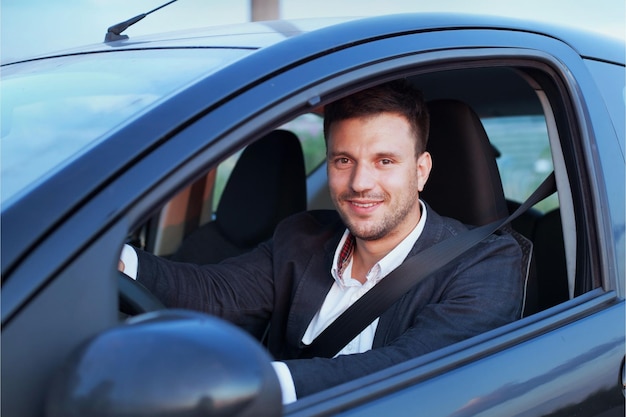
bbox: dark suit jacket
[136,205,523,398]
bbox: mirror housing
[46,310,282,417]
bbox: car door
[274,26,625,416]
[108,23,623,415]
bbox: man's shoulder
[422,205,469,240]
[423,204,519,252]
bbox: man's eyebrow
[327,150,404,159]
[373,151,403,159]
[327,149,351,158]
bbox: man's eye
[336,157,350,164]
[380,159,393,165]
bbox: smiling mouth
[339,193,386,211]
[351,201,380,208]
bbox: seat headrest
[216,129,307,247]
[421,99,508,226]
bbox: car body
[2,12,624,417]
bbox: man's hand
[119,245,138,279]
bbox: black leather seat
[422,99,509,226]
[422,99,533,315]
[171,129,307,264]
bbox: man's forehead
[329,113,413,139]
[328,118,416,154]
[329,111,409,125]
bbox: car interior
[126,64,573,326]
[170,129,307,265]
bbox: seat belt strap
[299,172,556,359]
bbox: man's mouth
[351,201,379,208]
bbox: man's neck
[351,236,396,283]
[352,216,421,283]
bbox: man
[120,79,523,403]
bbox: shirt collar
[336,232,355,282]
[331,200,428,287]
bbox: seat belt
[299,172,556,359]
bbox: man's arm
[125,242,277,341]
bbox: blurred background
[1,0,624,64]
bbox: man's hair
[323,79,430,155]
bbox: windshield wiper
[104,0,178,42]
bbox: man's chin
[346,222,387,242]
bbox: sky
[1,0,625,64]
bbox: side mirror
[45,310,282,417]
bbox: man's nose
[350,163,375,192]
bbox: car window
[482,115,559,213]
[1,48,250,205]
[282,113,327,174]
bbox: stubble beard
[334,182,421,242]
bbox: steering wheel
[118,271,166,315]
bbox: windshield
[1,48,250,205]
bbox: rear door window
[483,115,559,213]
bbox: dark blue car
[2,12,624,417]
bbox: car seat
[422,99,533,316]
[170,129,307,264]
[422,99,509,226]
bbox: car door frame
[141,27,623,415]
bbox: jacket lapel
[286,229,342,351]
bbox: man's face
[327,112,431,243]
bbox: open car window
[136,62,588,321]
[134,59,592,325]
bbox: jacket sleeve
[282,231,523,398]
[135,242,276,339]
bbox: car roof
[7,13,624,65]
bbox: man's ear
[416,151,432,192]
